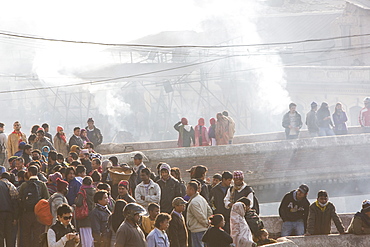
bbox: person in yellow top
[141,203,160,236]
[7,121,27,159]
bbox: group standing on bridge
[282,97,370,139]
[174,111,236,147]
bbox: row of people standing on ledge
[174,111,235,147]
[282,98,370,139]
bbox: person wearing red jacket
[359,97,370,132]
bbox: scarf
[315,200,328,212]
[355,210,370,228]
[57,133,67,143]
[12,131,23,143]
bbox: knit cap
[160,163,171,173]
[118,180,129,189]
[233,171,244,180]
[49,172,62,183]
[56,178,69,192]
[362,200,370,213]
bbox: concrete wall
[97,126,364,155]
[102,132,370,203]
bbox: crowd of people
[282,97,370,139]
[1,138,370,247]
[174,111,236,147]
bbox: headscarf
[111,200,127,232]
[198,118,205,126]
[49,172,62,183]
[232,202,246,217]
[56,178,69,192]
[181,118,188,125]
[42,146,50,158]
[210,118,216,125]
[56,126,67,143]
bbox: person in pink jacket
[194,118,210,146]
[359,97,370,133]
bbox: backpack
[23,180,41,211]
[245,209,264,236]
[35,198,53,226]
[75,189,89,220]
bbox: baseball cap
[298,184,309,194]
[172,197,187,207]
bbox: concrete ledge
[284,234,370,247]
[260,214,353,237]
[97,126,364,155]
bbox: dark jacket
[306,110,319,133]
[33,138,55,152]
[317,108,333,128]
[75,187,96,227]
[332,111,348,135]
[307,201,344,235]
[157,176,181,213]
[168,211,188,247]
[90,204,111,246]
[68,135,84,149]
[196,179,209,202]
[85,126,103,146]
[347,212,370,235]
[279,190,310,224]
[0,180,12,213]
[45,132,53,144]
[210,183,230,219]
[282,111,303,136]
[116,193,136,203]
[202,226,233,247]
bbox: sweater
[279,190,310,223]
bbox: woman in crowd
[108,199,127,246]
[53,126,69,157]
[208,118,217,146]
[230,201,255,247]
[202,214,233,247]
[215,113,230,145]
[80,129,91,146]
[194,118,210,146]
[332,102,348,135]
[147,213,171,247]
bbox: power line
[0,29,370,49]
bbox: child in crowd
[141,203,160,236]
[255,229,277,246]
[202,214,233,247]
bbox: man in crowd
[115,203,147,247]
[49,178,69,224]
[0,172,18,247]
[168,197,188,247]
[7,121,27,159]
[306,102,319,137]
[86,118,103,147]
[131,153,146,198]
[18,165,49,246]
[224,170,259,214]
[33,129,55,152]
[210,171,233,233]
[359,97,370,133]
[135,168,161,210]
[47,204,80,247]
[282,103,303,139]
[157,163,181,213]
[42,123,53,144]
[79,149,92,175]
[22,144,32,165]
[193,165,210,202]
[141,203,160,236]
[279,184,310,237]
[0,122,6,166]
[48,150,60,175]
[186,181,212,247]
[117,180,136,203]
[306,190,345,235]
[69,127,84,149]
